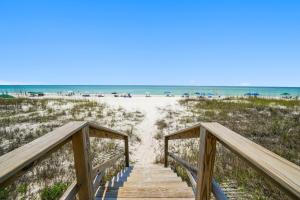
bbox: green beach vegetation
[155,97,300,199]
[0,98,144,199]
[0,95,299,199]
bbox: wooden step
[106,180,187,187]
[98,198,195,200]
[132,167,172,170]
[97,165,194,199]
[122,181,188,187]
[126,177,182,182]
[100,185,190,190]
[129,171,176,175]
[96,186,194,198]
[130,171,175,175]
[128,174,178,179]
[130,169,174,174]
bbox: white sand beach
[60,95,183,164]
[94,96,181,165]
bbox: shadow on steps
[95,166,133,198]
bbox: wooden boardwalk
[0,121,299,200]
[96,165,194,199]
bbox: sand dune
[98,96,180,165]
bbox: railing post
[124,136,129,167]
[72,125,94,200]
[195,127,217,200]
[164,137,169,167]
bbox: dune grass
[155,97,300,199]
[0,97,144,199]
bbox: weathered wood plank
[89,122,127,140]
[185,168,196,193]
[130,171,178,176]
[92,153,124,178]
[164,137,169,167]
[98,198,195,200]
[122,181,188,187]
[201,122,300,199]
[124,137,129,167]
[128,174,179,179]
[0,121,88,186]
[97,186,195,198]
[126,176,182,182]
[59,181,79,200]
[72,126,94,200]
[96,164,195,199]
[165,123,201,140]
[168,153,197,174]
[169,153,227,199]
[195,127,217,200]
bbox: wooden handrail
[59,182,79,200]
[186,168,197,193]
[165,123,201,140]
[0,121,88,186]
[0,121,129,200]
[202,122,300,199]
[89,122,128,139]
[164,122,300,200]
[168,152,197,193]
[61,152,125,200]
[169,152,197,174]
[168,152,227,200]
[92,153,124,178]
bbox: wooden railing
[164,122,300,200]
[0,121,129,200]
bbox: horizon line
[0,84,299,88]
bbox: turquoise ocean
[0,85,300,97]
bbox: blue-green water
[0,85,300,97]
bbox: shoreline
[7,92,299,100]
[1,85,300,98]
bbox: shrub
[40,182,67,200]
[154,131,163,140]
[155,120,168,130]
[17,183,28,195]
[0,187,9,200]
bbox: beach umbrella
[281,92,290,96]
[0,94,14,99]
[112,92,117,94]
[252,92,260,96]
[164,91,171,94]
[182,93,189,97]
[194,92,200,95]
[244,92,252,96]
[207,93,214,96]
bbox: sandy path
[99,96,180,165]
[32,94,181,165]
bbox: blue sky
[0,0,299,86]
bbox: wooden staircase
[0,121,299,200]
[96,165,194,199]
